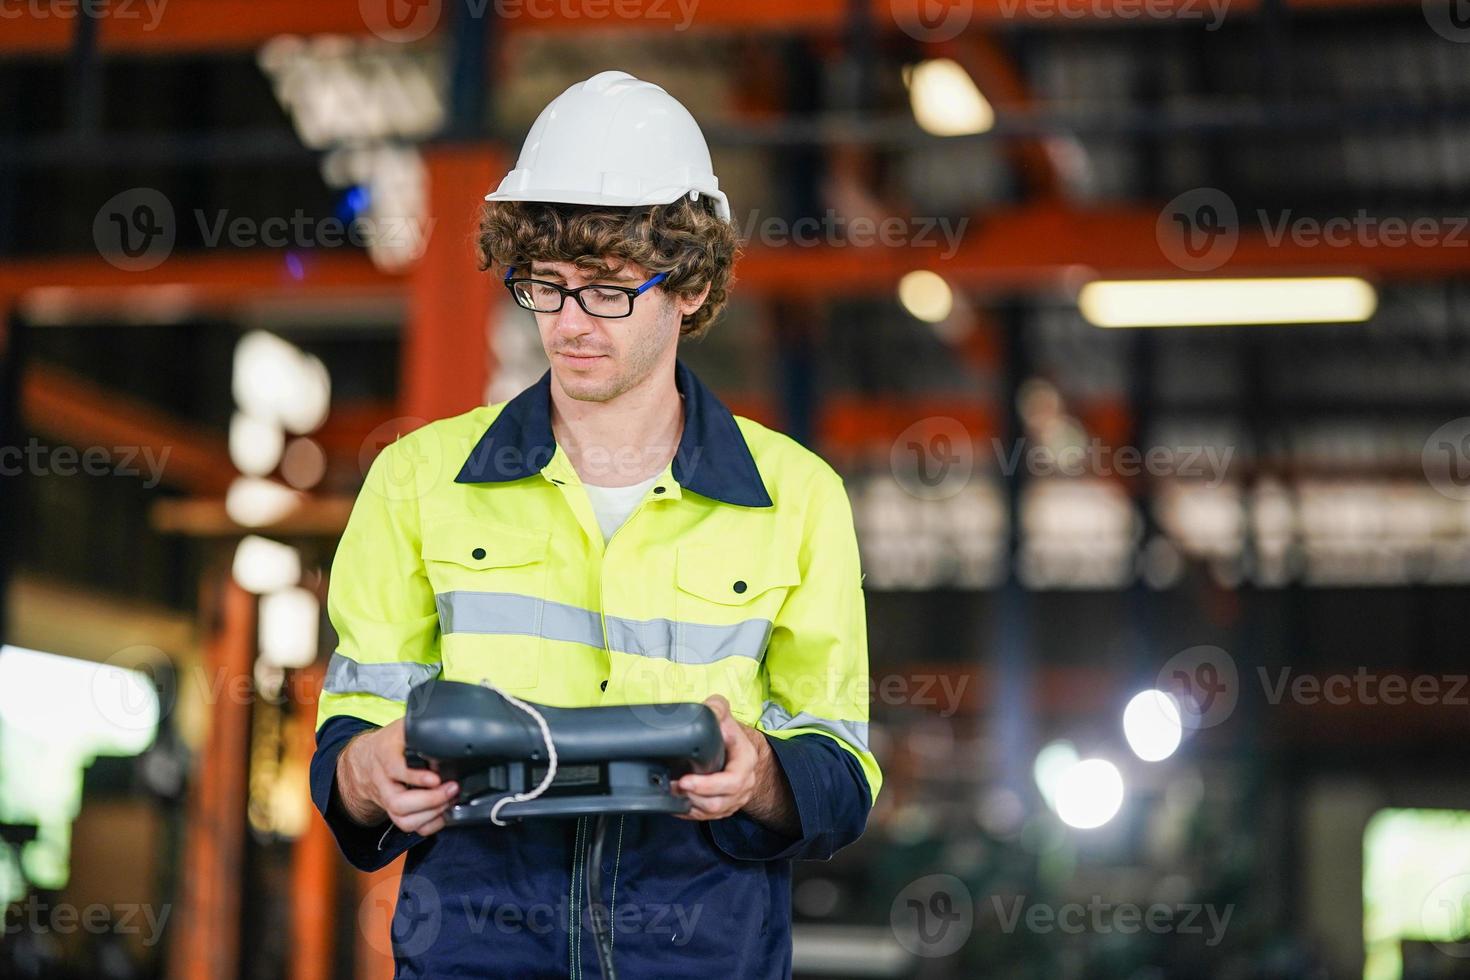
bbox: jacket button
[599,680,608,691]
[471,547,486,560]
[733,580,747,594]
[653,486,665,494]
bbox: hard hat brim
[483,186,730,223]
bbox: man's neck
[549,363,685,488]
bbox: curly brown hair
[477,197,740,339]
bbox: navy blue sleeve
[708,732,873,863]
[310,714,425,872]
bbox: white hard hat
[485,70,730,221]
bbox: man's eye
[532,284,560,299]
[589,288,624,301]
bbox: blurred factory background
[5,1,1470,978]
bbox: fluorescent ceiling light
[1078,277,1378,328]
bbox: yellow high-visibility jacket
[310,359,879,977]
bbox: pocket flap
[422,520,548,570]
[676,544,800,606]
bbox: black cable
[586,814,618,980]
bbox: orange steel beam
[1,0,1424,53]
[7,203,1469,315]
[291,662,335,980]
[356,859,404,980]
[21,362,234,494]
[735,202,1470,292]
[400,144,505,423]
[946,36,1061,200]
[171,573,255,980]
[0,251,400,314]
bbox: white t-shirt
[582,474,662,542]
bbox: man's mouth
[557,351,606,362]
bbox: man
[310,70,880,978]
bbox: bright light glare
[225,476,302,528]
[0,645,159,746]
[1033,739,1079,813]
[1078,277,1377,328]
[259,587,320,668]
[1054,758,1125,830]
[229,411,285,476]
[898,270,954,323]
[907,58,995,137]
[232,536,301,594]
[1123,689,1183,762]
[232,331,332,435]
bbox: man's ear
[677,284,712,317]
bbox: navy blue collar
[454,359,773,508]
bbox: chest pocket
[421,519,550,690]
[674,544,800,668]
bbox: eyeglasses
[503,268,668,319]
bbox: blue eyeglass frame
[503,267,669,319]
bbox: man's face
[528,259,688,404]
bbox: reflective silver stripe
[435,591,771,665]
[760,700,871,754]
[436,591,604,648]
[323,653,440,702]
[606,615,771,665]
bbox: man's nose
[551,297,598,337]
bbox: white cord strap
[481,679,558,827]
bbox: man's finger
[704,694,731,721]
[677,771,741,796]
[386,782,459,818]
[387,758,443,789]
[681,795,735,819]
[395,803,453,835]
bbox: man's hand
[335,718,460,837]
[673,695,800,838]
